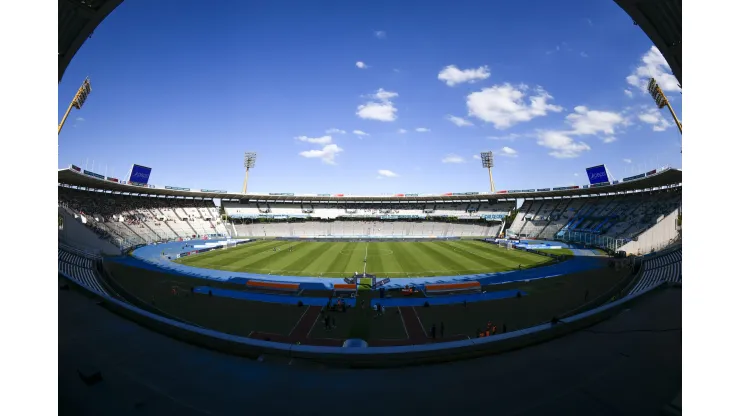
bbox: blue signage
[128,164,152,185]
[585,165,609,185]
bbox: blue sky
[58,0,682,195]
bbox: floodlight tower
[58,78,92,135]
[242,152,257,194]
[648,78,682,134]
[480,151,495,193]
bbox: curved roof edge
[59,0,124,83]
[613,0,681,85]
[58,166,682,201]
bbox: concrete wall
[58,207,121,255]
[620,208,680,255]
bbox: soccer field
[175,240,553,277]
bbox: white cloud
[565,106,626,136]
[415,127,430,133]
[580,51,588,58]
[446,115,473,127]
[353,130,370,136]
[624,89,633,98]
[623,158,632,164]
[536,130,591,159]
[467,83,563,129]
[437,65,491,87]
[442,154,465,164]
[295,135,333,145]
[499,146,518,157]
[626,46,681,94]
[75,117,85,122]
[637,107,672,131]
[377,169,398,178]
[374,30,386,39]
[487,133,521,141]
[574,173,579,177]
[326,128,346,134]
[472,154,481,160]
[397,128,407,134]
[602,136,617,143]
[371,88,398,101]
[299,144,343,164]
[356,61,367,69]
[356,88,399,122]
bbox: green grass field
[175,240,553,277]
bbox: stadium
[58,1,682,415]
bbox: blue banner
[623,173,645,182]
[165,186,190,191]
[128,164,152,185]
[83,170,104,180]
[586,165,609,185]
[536,188,551,192]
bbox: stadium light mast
[58,78,92,135]
[480,151,495,193]
[242,152,257,194]
[648,78,682,134]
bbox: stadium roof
[59,0,123,83]
[58,166,682,201]
[613,0,681,85]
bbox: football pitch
[175,240,554,277]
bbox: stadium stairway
[629,249,682,295]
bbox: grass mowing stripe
[422,242,480,274]
[435,241,495,270]
[224,241,301,271]
[281,242,338,274]
[393,243,427,277]
[457,240,549,267]
[301,242,347,276]
[448,241,530,270]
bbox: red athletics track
[249,305,467,347]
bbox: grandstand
[58,166,681,255]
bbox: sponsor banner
[443,192,453,196]
[569,186,580,189]
[380,215,398,220]
[106,177,119,183]
[612,180,620,185]
[128,164,152,185]
[318,194,331,196]
[646,169,657,176]
[201,189,227,193]
[520,189,536,193]
[592,182,610,187]
[507,190,522,194]
[496,190,508,194]
[165,186,190,191]
[70,165,81,172]
[623,173,645,182]
[582,185,590,189]
[405,193,419,196]
[586,164,609,185]
[269,193,294,196]
[553,186,571,191]
[394,194,405,197]
[452,192,479,196]
[83,170,104,180]
[129,181,147,187]
[334,194,344,197]
[536,188,551,192]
